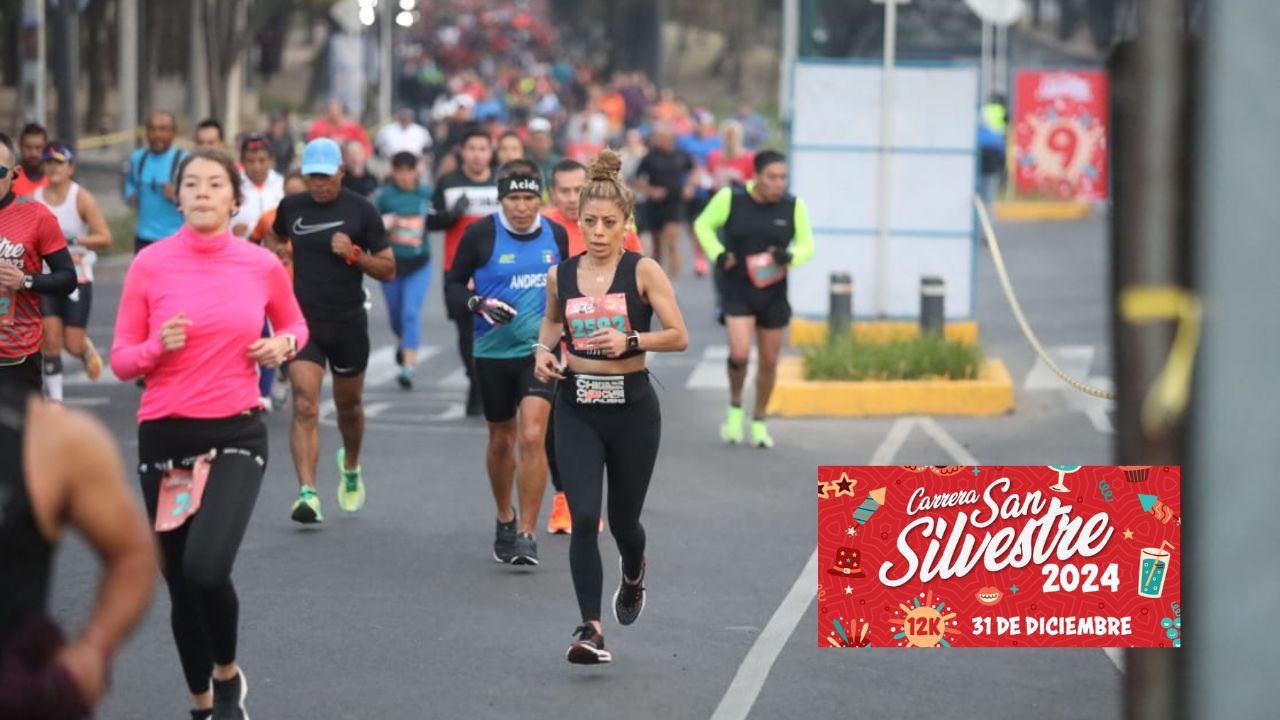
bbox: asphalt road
[44,214,1119,719]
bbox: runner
[375,151,433,389]
[540,159,642,535]
[124,110,186,253]
[445,158,568,566]
[252,171,307,413]
[429,126,501,417]
[0,133,77,392]
[33,143,112,403]
[0,379,155,718]
[11,123,49,199]
[705,120,755,325]
[268,138,394,524]
[194,118,227,150]
[496,131,526,166]
[693,150,814,448]
[340,140,379,200]
[532,150,689,664]
[111,148,308,720]
[634,122,696,278]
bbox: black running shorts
[474,355,554,423]
[296,313,370,378]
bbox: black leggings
[554,372,661,621]
[138,413,268,695]
[452,313,479,407]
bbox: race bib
[564,293,630,354]
[0,291,14,326]
[387,215,425,248]
[573,374,626,405]
[154,453,214,533]
[746,251,786,289]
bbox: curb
[766,357,1014,417]
[993,200,1092,221]
[790,319,980,347]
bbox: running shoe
[512,532,539,566]
[397,366,413,389]
[547,492,572,535]
[394,345,404,367]
[82,337,103,381]
[211,669,248,720]
[191,710,213,720]
[750,419,775,449]
[290,486,324,524]
[566,625,612,664]
[720,405,744,445]
[493,516,517,563]
[336,448,366,512]
[613,558,647,626]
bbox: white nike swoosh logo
[291,218,345,236]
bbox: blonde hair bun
[587,149,623,182]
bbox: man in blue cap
[267,138,396,525]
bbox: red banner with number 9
[1012,70,1109,202]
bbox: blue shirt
[375,183,433,267]
[472,215,561,359]
[124,147,186,241]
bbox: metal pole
[980,21,992,99]
[920,276,945,336]
[191,2,211,123]
[119,0,138,142]
[994,23,1008,94]
[828,273,853,340]
[380,0,393,128]
[1190,1,1279,718]
[875,0,898,318]
[19,0,46,126]
[54,0,80,150]
[780,0,799,125]
[223,0,248,140]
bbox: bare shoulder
[24,399,116,539]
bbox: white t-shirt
[375,122,434,158]
[232,170,286,239]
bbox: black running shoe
[511,532,539,566]
[394,346,403,367]
[566,624,612,664]
[613,558,646,626]
[211,670,248,720]
[191,710,213,720]
[493,517,517,563]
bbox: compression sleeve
[31,248,77,295]
[788,197,816,267]
[693,187,732,261]
[444,221,493,316]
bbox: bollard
[920,276,945,337]
[829,273,853,341]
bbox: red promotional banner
[818,466,1181,648]
[1012,70,1109,201]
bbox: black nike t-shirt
[273,189,390,322]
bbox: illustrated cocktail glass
[1047,465,1081,493]
[1139,545,1173,598]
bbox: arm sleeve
[426,182,454,231]
[788,197,816,267]
[271,198,290,238]
[693,187,733,261]
[30,248,77,296]
[109,262,165,380]
[123,151,139,201]
[264,260,309,348]
[360,200,391,253]
[445,223,490,316]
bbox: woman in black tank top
[533,150,689,665]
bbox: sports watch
[627,331,640,351]
[22,274,34,290]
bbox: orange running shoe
[82,337,103,381]
[547,492,572,535]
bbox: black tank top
[558,251,653,361]
[0,384,53,649]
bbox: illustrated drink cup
[1047,465,1081,493]
[1139,547,1171,598]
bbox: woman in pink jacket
[111,148,308,720]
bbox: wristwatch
[22,274,34,290]
[627,331,641,351]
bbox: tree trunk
[85,0,109,132]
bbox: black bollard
[829,273,853,341]
[920,276,945,337]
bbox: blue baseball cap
[300,138,342,176]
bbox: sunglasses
[0,165,9,179]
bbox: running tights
[138,413,267,695]
[554,373,661,621]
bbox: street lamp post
[871,0,908,317]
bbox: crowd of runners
[0,49,813,715]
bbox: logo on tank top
[509,273,547,290]
[541,249,556,264]
[498,253,517,264]
[0,237,26,268]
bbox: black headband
[499,174,543,199]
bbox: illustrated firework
[853,487,887,525]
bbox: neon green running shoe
[720,405,745,445]
[336,448,366,512]
[291,486,324,524]
[750,420,775,449]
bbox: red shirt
[308,118,373,156]
[0,195,67,359]
[707,150,756,189]
[543,207,642,258]
[10,168,48,199]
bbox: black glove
[468,295,518,325]
[716,251,734,271]
[771,246,794,267]
[447,194,471,222]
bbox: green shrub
[803,334,984,381]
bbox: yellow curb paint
[766,357,1014,417]
[993,200,1092,221]
[789,320,980,347]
